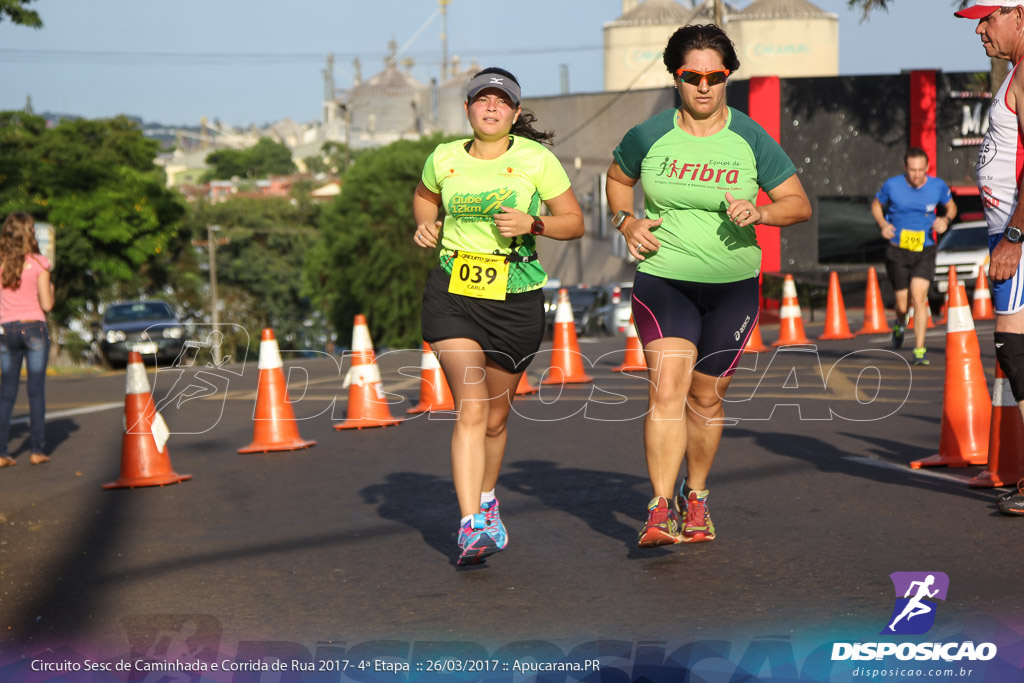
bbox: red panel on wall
[910,70,938,174]
[749,76,782,273]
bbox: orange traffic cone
[238,328,317,453]
[906,306,935,330]
[911,274,991,469]
[772,275,811,346]
[613,316,646,372]
[936,292,949,326]
[857,266,889,335]
[103,351,191,489]
[970,363,1024,487]
[406,342,454,414]
[818,271,855,340]
[972,272,995,321]
[541,288,593,384]
[335,314,404,430]
[743,319,769,353]
[515,373,539,396]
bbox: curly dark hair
[467,67,554,145]
[0,211,40,291]
[663,24,740,75]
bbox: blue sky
[0,0,991,127]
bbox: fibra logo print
[881,571,949,635]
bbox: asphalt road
[1,320,1021,682]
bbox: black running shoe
[891,323,905,350]
[997,479,1024,516]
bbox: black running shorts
[885,244,937,292]
[421,267,545,373]
[631,271,760,378]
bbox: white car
[930,220,990,306]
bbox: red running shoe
[677,488,716,543]
[637,496,682,547]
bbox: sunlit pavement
[0,316,1019,676]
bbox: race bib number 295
[899,229,926,252]
[448,252,509,301]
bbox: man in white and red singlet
[956,0,1024,515]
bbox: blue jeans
[0,321,49,455]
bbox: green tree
[184,197,322,359]
[0,0,42,27]
[202,137,297,182]
[311,134,452,349]
[0,112,187,334]
[302,141,357,176]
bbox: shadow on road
[726,428,998,506]
[5,417,79,459]
[501,459,670,560]
[360,462,673,564]
[361,472,461,565]
[11,468,131,645]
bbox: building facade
[528,69,987,287]
[603,0,838,92]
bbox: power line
[0,44,604,66]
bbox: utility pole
[207,224,222,366]
[714,0,724,27]
[439,0,450,80]
[322,53,336,125]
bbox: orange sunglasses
[675,68,731,86]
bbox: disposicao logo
[831,571,998,663]
[882,571,948,635]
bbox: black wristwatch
[1004,225,1024,244]
[612,210,633,231]
[530,215,545,236]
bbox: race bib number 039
[448,252,509,300]
[899,229,926,252]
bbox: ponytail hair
[512,111,554,146]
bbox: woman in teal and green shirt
[606,25,811,550]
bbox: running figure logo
[882,571,949,635]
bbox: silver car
[589,283,634,336]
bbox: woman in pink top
[0,212,54,468]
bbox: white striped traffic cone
[772,274,811,346]
[911,272,990,468]
[336,314,403,429]
[541,288,593,384]
[104,351,191,489]
[613,315,646,372]
[970,363,1024,487]
[407,341,455,414]
[238,328,317,453]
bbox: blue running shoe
[480,498,508,550]
[457,513,501,565]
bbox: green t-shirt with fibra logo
[421,136,571,293]
[613,107,797,283]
